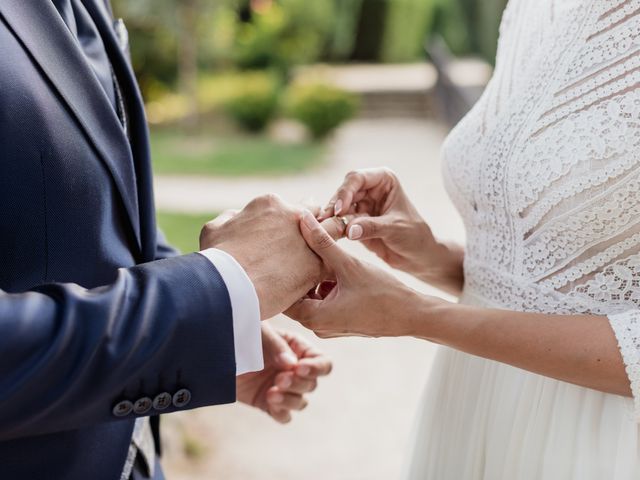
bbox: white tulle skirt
[405,292,640,479]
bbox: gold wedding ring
[336,215,349,228]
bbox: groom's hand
[237,323,332,423]
[200,194,329,319]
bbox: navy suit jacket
[0,0,237,478]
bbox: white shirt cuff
[198,248,263,376]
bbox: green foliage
[327,0,364,60]
[380,0,508,63]
[231,0,335,74]
[475,0,509,62]
[112,0,508,129]
[182,432,207,460]
[111,0,181,96]
[150,129,324,176]
[157,211,217,253]
[430,0,508,63]
[285,83,358,139]
[222,72,281,132]
[382,0,435,62]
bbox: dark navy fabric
[52,0,117,111]
[132,457,166,480]
[0,0,237,478]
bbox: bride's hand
[286,211,447,338]
[318,168,464,295]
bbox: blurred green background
[112,0,506,127]
[113,0,507,254]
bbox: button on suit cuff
[198,248,263,375]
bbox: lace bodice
[442,0,640,415]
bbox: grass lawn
[150,129,324,177]
[157,211,218,254]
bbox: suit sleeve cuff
[198,248,263,375]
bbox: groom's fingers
[267,390,309,412]
[208,209,239,228]
[319,216,346,240]
[300,211,353,271]
[279,330,322,358]
[261,325,298,370]
[268,408,292,424]
[275,372,318,394]
[296,356,333,378]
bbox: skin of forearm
[404,300,631,397]
[414,240,465,296]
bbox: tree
[176,0,200,127]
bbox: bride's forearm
[414,240,465,297]
[406,300,630,397]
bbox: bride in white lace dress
[285,0,640,478]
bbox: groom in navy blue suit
[0,1,332,478]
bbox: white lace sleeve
[608,311,640,420]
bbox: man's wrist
[198,248,264,375]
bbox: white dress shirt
[198,248,264,375]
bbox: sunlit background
[110,0,505,478]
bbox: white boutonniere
[113,18,130,57]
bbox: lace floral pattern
[608,311,640,418]
[442,0,640,419]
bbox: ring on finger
[335,215,349,228]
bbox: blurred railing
[426,36,478,127]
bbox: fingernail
[278,375,292,388]
[348,224,363,240]
[271,393,284,404]
[297,365,311,376]
[302,210,317,229]
[334,200,343,215]
[279,352,297,366]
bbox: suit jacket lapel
[82,0,159,261]
[0,0,142,252]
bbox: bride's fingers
[285,297,322,326]
[339,192,370,216]
[318,213,369,240]
[318,189,370,221]
[346,216,391,241]
[317,170,374,222]
[333,168,396,215]
[318,170,394,221]
[318,196,338,221]
[355,198,375,214]
[300,212,355,271]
